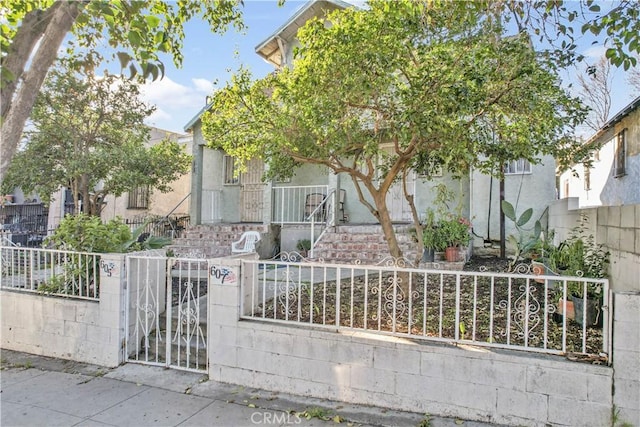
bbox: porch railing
[240,258,610,359]
[125,214,190,239]
[272,185,329,225]
[308,188,336,258]
[1,246,101,300]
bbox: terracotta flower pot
[445,246,458,262]
[557,298,575,320]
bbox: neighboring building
[42,127,193,234]
[184,0,557,257]
[100,127,193,224]
[559,96,640,208]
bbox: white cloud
[582,45,608,60]
[141,76,206,108]
[139,75,216,132]
[144,108,172,127]
[192,78,214,94]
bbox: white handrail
[309,189,336,258]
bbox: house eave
[559,95,640,173]
[254,0,354,68]
[184,102,213,132]
[584,95,640,147]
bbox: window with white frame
[504,159,532,175]
[223,155,239,185]
[613,129,626,178]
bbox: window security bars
[223,155,240,185]
[241,258,610,358]
[1,246,101,300]
[128,185,150,209]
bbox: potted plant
[535,217,609,326]
[296,239,311,257]
[439,215,471,262]
[421,209,448,262]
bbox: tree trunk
[0,1,84,184]
[372,191,413,296]
[0,7,56,118]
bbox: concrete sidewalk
[1,350,496,427]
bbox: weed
[418,413,431,427]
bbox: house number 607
[210,265,230,283]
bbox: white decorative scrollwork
[375,256,413,268]
[172,281,206,352]
[134,283,159,350]
[370,275,418,326]
[512,263,534,274]
[499,284,556,340]
[270,268,299,316]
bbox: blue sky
[139,0,638,136]
[141,0,308,134]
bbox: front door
[386,171,416,222]
[240,158,265,222]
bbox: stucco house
[181,0,557,262]
[100,127,192,227]
[558,95,640,208]
[39,126,193,235]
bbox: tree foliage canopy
[1,65,191,215]
[0,0,243,183]
[202,0,591,261]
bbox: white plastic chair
[231,231,261,253]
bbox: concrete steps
[312,224,421,265]
[168,223,274,258]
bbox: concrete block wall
[0,254,126,367]
[598,204,640,293]
[613,292,640,426]
[549,202,640,426]
[208,258,613,427]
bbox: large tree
[1,65,191,216]
[201,0,587,263]
[577,56,613,132]
[0,0,244,183]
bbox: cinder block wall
[0,254,126,367]
[209,259,613,427]
[549,202,640,426]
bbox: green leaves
[2,63,189,216]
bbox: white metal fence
[126,255,209,372]
[1,246,101,300]
[272,185,329,224]
[241,258,610,358]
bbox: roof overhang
[584,95,640,146]
[255,0,354,68]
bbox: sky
[140,0,310,134]
[138,0,638,137]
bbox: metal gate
[125,255,209,372]
[240,158,265,222]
